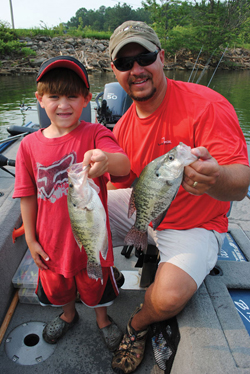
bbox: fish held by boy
[125,143,198,251]
[67,163,108,282]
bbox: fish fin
[131,177,139,188]
[128,189,136,218]
[152,187,180,230]
[152,209,169,230]
[100,233,108,260]
[87,261,103,283]
[85,201,95,211]
[125,225,148,251]
[71,228,83,251]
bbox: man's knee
[151,286,190,315]
[149,265,197,315]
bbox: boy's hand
[29,240,50,270]
[82,149,108,178]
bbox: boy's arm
[20,196,49,270]
[82,149,130,179]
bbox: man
[107,21,250,374]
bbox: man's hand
[182,147,220,196]
[182,146,250,201]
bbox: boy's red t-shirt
[13,121,128,278]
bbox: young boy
[13,56,130,351]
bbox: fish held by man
[67,163,108,281]
[125,143,198,251]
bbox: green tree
[238,15,250,46]
[68,8,89,28]
[142,0,191,49]
[190,0,250,53]
[66,4,152,32]
[142,0,250,54]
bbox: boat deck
[0,141,250,374]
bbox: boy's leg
[61,299,77,323]
[95,306,123,352]
[37,269,79,344]
[43,302,79,344]
[76,267,123,351]
[95,306,110,329]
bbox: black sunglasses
[112,50,160,72]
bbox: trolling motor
[0,154,16,177]
[95,82,132,130]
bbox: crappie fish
[67,163,108,281]
[125,143,197,251]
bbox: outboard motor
[95,82,132,130]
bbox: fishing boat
[0,82,250,374]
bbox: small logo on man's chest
[158,137,172,146]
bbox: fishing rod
[196,48,217,85]
[207,46,228,88]
[0,132,29,144]
[188,46,203,83]
[191,65,199,83]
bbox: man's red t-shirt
[113,78,249,233]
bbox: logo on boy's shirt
[37,152,76,203]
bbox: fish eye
[156,172,160,177]
[69,183,73,188]
[168,154,175,161]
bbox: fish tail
[125,225,148,251]
[87,261,103,283]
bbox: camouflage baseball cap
[109,21,161,60]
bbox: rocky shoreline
[1,36,250,76]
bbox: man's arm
[183,147,250,201]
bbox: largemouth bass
[67,163,108,281]
[125,143,197,251]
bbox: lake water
[0,69,250,146]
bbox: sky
[1,0,143,29]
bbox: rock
[29,58,46,67]
[38,36,50,42]
[65,48,75,54]
[0,69,12,76]
[25,41,34,47]
[96,43,106,52]
[185,61,195,70]
[0,36,249,76]
[65,38,77,45]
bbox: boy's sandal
[43,310,79,344]
[98,316,123,352]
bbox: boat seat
[37,101,91,128]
